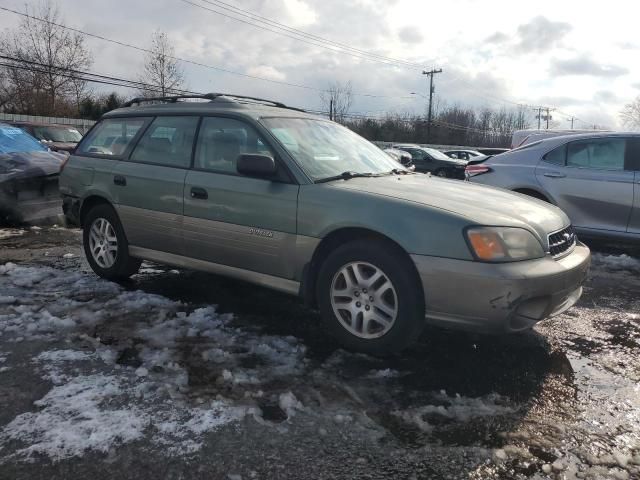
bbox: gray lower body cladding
[411,243,591,333]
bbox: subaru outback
[59,94,591,354]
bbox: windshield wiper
[315,171,380,183]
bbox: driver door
[183,116,299,279]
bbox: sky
[0,0,638,128]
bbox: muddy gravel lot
[0,226,639,480]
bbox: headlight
[465,227,544,262]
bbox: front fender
[298,184,474,260]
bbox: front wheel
[83,204,141,281]
[317,240,425,354]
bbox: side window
[543,144,567,165]
[407,149,425,161]
[78,118,147,157]
[195,117,274,174]
[567,138,625,170]
[130,116,199,168]
[626,138,640,171]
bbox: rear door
[535,137,635,233]
[183,116,299,279]
[627,138,640,234]
[403,148,433,173]
[111,116,199,255]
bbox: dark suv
[392,144,467,179]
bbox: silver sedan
[468,132,640,244]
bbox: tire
[435,169,448,178]
[83,203,141,280]
[316,239,425,354]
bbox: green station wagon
[59,94,591,353]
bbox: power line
[0,6,417,101]
[0,55,199,96]
[182,0,427,70]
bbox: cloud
[618,42,639,50]
[633,83,640,90]
[593,90,619,104]
[550,55,629,77]
[514,16,571,53]
[485,32,509,44]
[245,65,287,82]
[398,25,423,44]
[536,96,583,107]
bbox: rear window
[78,118,147,157]
[33,126,83,143]
[0,125,47,154]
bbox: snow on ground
[393,391,517,433]
[0,229,25,240]
[0,263,306,461]
[0,262,530,463]
[592,253,640,273]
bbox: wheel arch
[79,195,115,227]
[511,187,554,204]
[301,226,423,309]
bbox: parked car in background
[9,122,83,153]
[392,144,467,178]
[467,132,640,244]
[0,123,65,225]
[60,93,590,354]
[383,148,415,171]
[510,129,609,149]
[475,147,510,156]
[444,149,483,161]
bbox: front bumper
[411,242,591,333]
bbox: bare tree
[0,0,92,115]
[138,31,185,97]
[620,96,640,129]
[320,81,353,123]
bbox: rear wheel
[317,239,425,354]
[83,204,141,280]
[435,169,448,178]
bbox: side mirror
[236,154,277,177]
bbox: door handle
[190,187,208,200]
[543,172,566,178]
[113,175,126,186]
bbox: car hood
[331,174,568,241]
[0,150,64,182]
[47,142,77,152]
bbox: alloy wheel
[89,218,118,269]
[330,261,398,339]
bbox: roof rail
[122,93,306,112]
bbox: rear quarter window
[543,144,567,165]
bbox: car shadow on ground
[126,268,576,458]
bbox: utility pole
[568,117,575,129]
[329,99,333,121]
[545,107,551,129]
[534,107,554,129]
[423,68,442,143]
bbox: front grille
[548,225,577,258]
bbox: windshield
[33,125,82,143]
[0,125,48,154]
[261,117,402,180]
[423,147,454,161]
